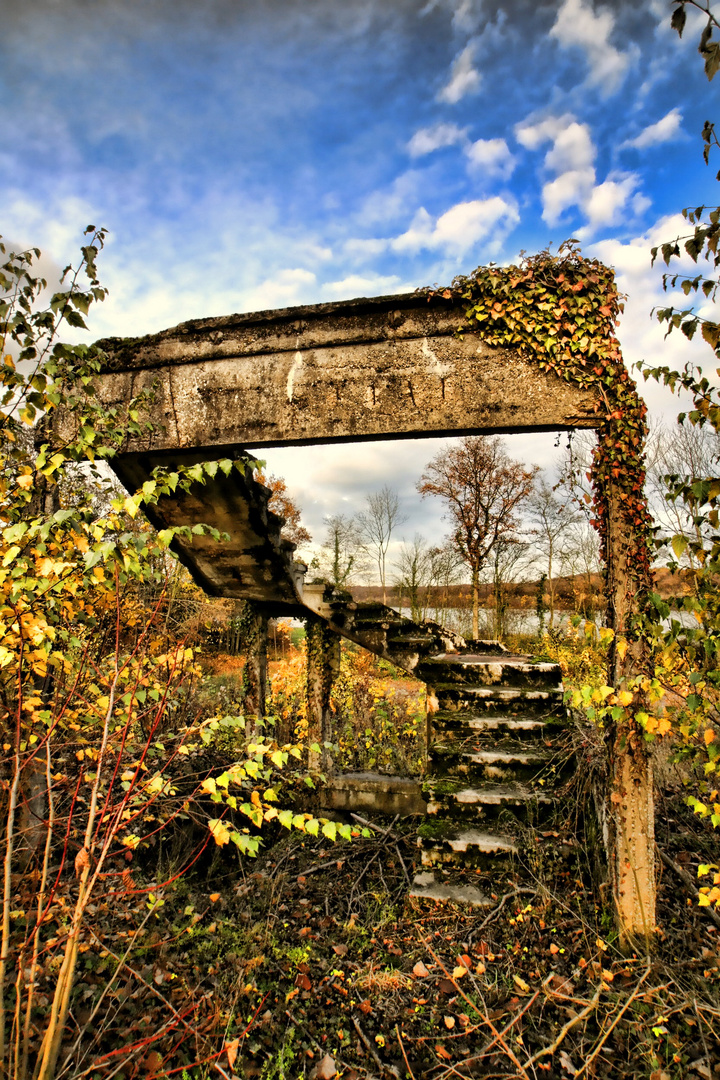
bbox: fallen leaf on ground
[313,1054,336,1080]
[225,1038,240,1070]
[444,1015,455,1029]
[452,966,467,979]
[413,961,429,978]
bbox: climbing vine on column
[427,240,654,610]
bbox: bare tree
[314,513,367,589]
[645,420,720,564]
[357,484,407,604]
[427,543,465,624]
[527,478,576,627]
[395,534,433,622]
[418,436,537,639]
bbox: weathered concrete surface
[321,772,426,816]
[59,293,601,454]
[113,450,305,605]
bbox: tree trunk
[471,568,479,640]
[305,617,341,774]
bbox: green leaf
[321,820,337,841]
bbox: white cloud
[408,122,467,157]
[515,113,576,152]
[319,273,407,299]
[516,113,642,233]
[437,42,481,104]
[542,169,596,226]
[391,197,519,255]
[579,174,640,234]
[588,215,714,422]
[622,108,684,150]
[544,122,596,173]
[464,137,516,180]
[549,0,634,96]
[232,268,318,313]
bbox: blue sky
[3,0,719,558]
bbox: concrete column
[305,616,341,774]
[241,602,268,734]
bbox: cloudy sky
[2,0,718,561]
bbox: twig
[656,844,720,931]
[286,1010,357,1076]
[351,813,400,840]
[468,888,537,940]
[524,982,602,1067]
[424,940,530,1080]
[394,1024,416,1080]
[352,1014,402,1079]
[395,843,411,887]
[575,964,651,1078]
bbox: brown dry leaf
[225,1038,240,1070]
[333,944,348,957]
[143,1051,163,1073]
[75,847,89,878]
[457,953,472,970]
[314,1054,336,1080]
[443,1015,455,1030]
[559,1049,577,1075]
[435,1045,452,1061]
[438,978,456,994]
[358,999,372,1014]
[412,961,429,978]
[295,972,312,991]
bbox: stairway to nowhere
[110,452,569,903]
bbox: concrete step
[410,870,492,907]
[423,779,554,823]
[419,653,562,691]
[432,684,566,718]
[428,745,550,784]
[417,824,518,868]
[430,713,567,741]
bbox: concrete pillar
[241,602,268,734]
[305,616,341,774]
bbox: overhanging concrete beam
[66,292,601,456]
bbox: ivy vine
[427,240,655,625]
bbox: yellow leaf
[208,819,230,846]
[705,729,716,746]
[617,691,633,707]
[452,966,467,979]
[17,474,33,491]
[616,638,628,661]
[251,789,262,808]
[513,974,530,993]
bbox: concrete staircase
[106,455,569,902]
[412,648,568,905]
